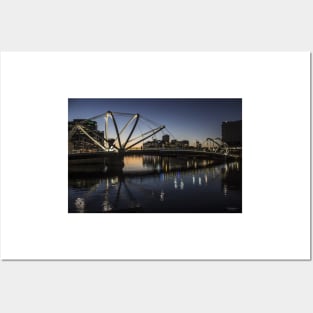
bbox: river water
[68,155,242,213]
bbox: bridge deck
[69,149,240,161]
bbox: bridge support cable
[126,126,166,150]
[69,125,79,141]
[164,127,177,142]
[141,115,177,141]
[141,115,161,128]
[87,127,120,151]
[215,137,227,145]
[70,124,120,151]
[76,125,107,151]
[104,113,109,150]
[70,111,166,153]
[85,112,107,121]
[212,137,229,155]
[107,111,123,150]
[103,111,163,151]
[205,138,221,152]
[124,126,163,148]
[105,112,143,151]
[123,114,140,149]
[118,114,138,139]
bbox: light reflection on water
[68,155,242,213]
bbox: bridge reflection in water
[68,155,242,213]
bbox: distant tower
[162,134,170,144]
[222,120,242,146]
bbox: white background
[1,52,310,260]
[0,1,312,313]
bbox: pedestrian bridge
[68,111,241,173]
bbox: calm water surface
[68,155,242,213]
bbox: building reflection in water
[221,162,241,197]
[142,155,214,173]
[103,179,111,212]
[174,178,177,189]
[75,198,85,212]
[70,176,142,213]
[69,157,241,213]
[180,180,184,190]
[160,190,165,202]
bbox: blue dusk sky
[68,98,242,145]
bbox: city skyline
[68,98,242,144]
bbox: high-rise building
[162,134,170,144]
[221,120,242,146]
[68,119,103,153]
[180,140,189,148]
[196,141,202,149]
[68,119,97,132]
